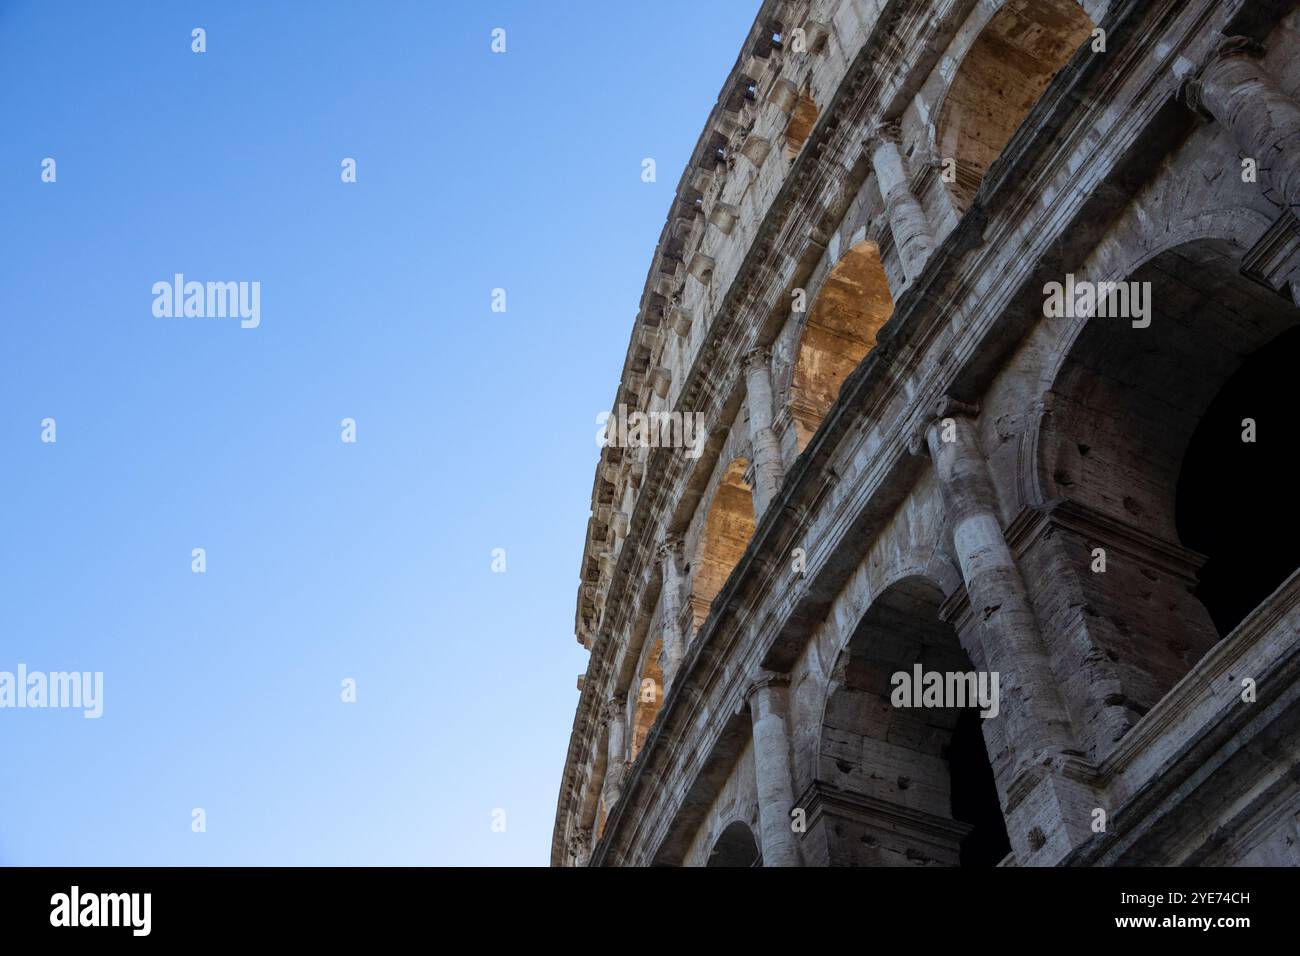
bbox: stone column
[867,122,935,284]
[747,671,800,867]
[744,347,785,518]
[1187,36,1300,214]
[656,539,686,690]
[919,400,1076,778]
[601,696,628,808]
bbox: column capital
[655,537,684,566]
[1184,35,1266,118]
[908,395,981,457]
[930,394,980,421]
[1205,33,1265,64]
[600,695,626,726]
[1180,35,1300,216]
[864,119,902,152]
[743,345,773,372]
[745,669,790,702]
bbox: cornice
[1005,497,1208,584]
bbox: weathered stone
[554,0,1300,869]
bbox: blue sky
[0,0,756,866]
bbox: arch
[789,240,894,449]
[811,576,1010,866]
[1043,238,1300,584]
[784,90,818,158]
[1177,326,1300,635]
[936,0,1094,212]
[706,820,762,867]
[629,639,664,762]
[1039,237,1300,726]
[689,457,756,629]
[1035,208,1276,410]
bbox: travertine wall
[555,0,1300,867]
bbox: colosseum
[553,0,1300,867]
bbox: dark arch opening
[948,707,1011,866]
[815,577,1009,866]
[1177,325,1300,636]
[1038,239,1300,753]
[706,820,761,867]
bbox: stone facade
[554,0,1300,867]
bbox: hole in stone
[1028,826,1047,851]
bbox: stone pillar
[919,401,1076,776]
[747,671,800,867]
[867,123,935,284]
[656,539,686,690]
[601,696,628,808]
[744,347,785,518]
[918,400,1105,863]
[1187,36,1300,214]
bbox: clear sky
[0,0,757,866]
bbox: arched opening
[1177,327,1300,637]
[810,577,1010,866]
[707,820,762,867]
[1040,238,1300,749]
[688,457,755,630]
[789,240,894,450]
[629,640,664,762]
[936,0,1094,211]
[784,91,818,158]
